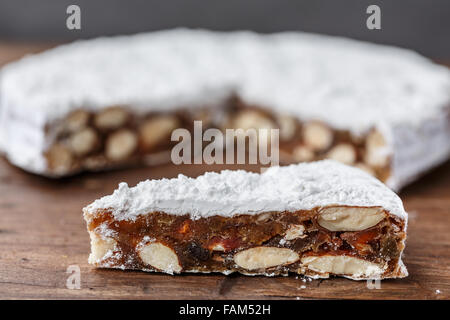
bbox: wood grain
[0,43,449,300]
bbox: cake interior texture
[83,161,408,280]
[44,98,393,183]
[85,206,406,279]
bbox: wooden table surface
[0,43,449,300]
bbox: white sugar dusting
[83,160,407,221]
[0,29,449,183]
[95,223,117,238]
[1,29,449,135]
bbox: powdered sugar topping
[84,160,407,221]
[1,29,449,136]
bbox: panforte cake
[1,29,449,189]
[83,160,408,280]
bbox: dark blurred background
[0,0,449,58]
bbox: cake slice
[83,160,408,280]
